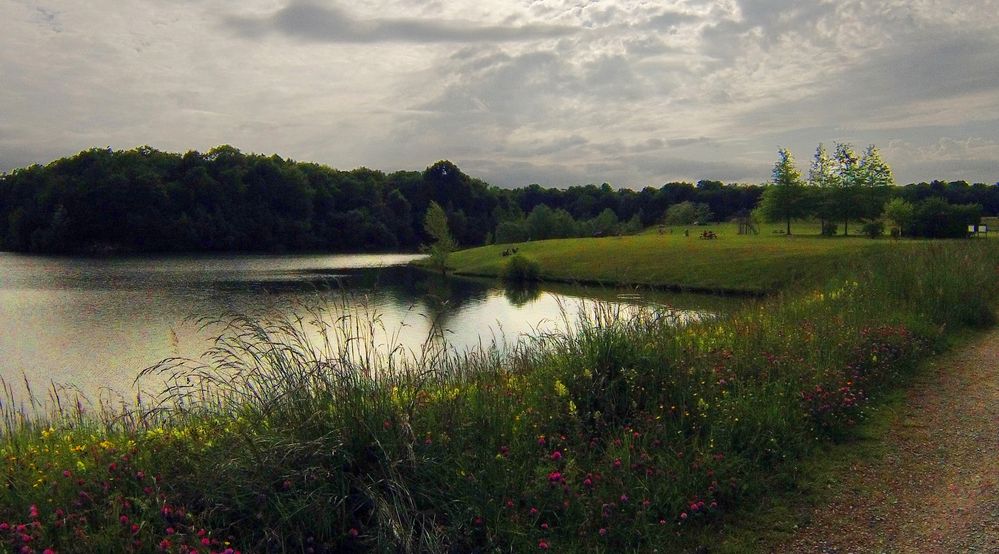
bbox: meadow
[449,222,891,294]
[1,229,997,553]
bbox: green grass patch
[445,223,892,294]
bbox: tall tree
[833,143,862,235]
[859,145,895,187]
[423,201,456,275]
[758,148,807,235]
[807,143,839,233]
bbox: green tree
[833,143,862,235]
[882,197,914,237]
[807,143,839,232]
[758,148,807,235]
[860,145,894,187]
[663,201,712,226]
[423,201,455,274]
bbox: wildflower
[120,515,129,525]
[599,528,607,536]
[550,450,562,461]
[612,458,622,469]
[547,471,562,483]
[29,505,39,519]
[348,528,359,539]
[529,507,539,516]
[540,522,548,530]
[537,435,546,446]
[620,494,629,503]
[538,539,550,550]
[680,512,688,520]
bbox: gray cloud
[227,1,577,43]
[3,0,999,187]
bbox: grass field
[448,222,894,294]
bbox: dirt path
[779,329,999,553]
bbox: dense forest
[0,145,996,253]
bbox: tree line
[1,145,997,254]
[757,144,995,238]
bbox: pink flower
[28,505,39,519]
[612,458,622,469]
[599,528,607,536]
[547,471,562,483]
[550,450,562,461]
[680,512,688,520]
[538,539,550,550]
[348,528,359,539]
[529,507,539,516]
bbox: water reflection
[0,253,741,403]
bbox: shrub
[861,221,884,238]
[500,254,541,283]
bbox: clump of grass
[500,254,541,284]
[1,240,997,552]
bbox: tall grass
[1,241,997,552]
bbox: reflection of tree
[503,283,542,307]
[413,271,491,333]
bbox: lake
[0,253,737,406]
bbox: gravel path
[779,329,999,553]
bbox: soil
[778,329,999,553]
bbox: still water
[0,253,736,403]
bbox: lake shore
[2,238,996,552]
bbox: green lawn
[448,222,895,294]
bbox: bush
[821,221,838,236]
[500,254,540,283]
[861,221,884,238]
[905,198,982,238]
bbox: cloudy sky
[3,0,999,187]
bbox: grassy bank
[1,240,997,553]
[445,223,889,294]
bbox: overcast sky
[3,0,999,187]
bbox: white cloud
[2,0,998,186]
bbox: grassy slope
[447,223,889,294]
